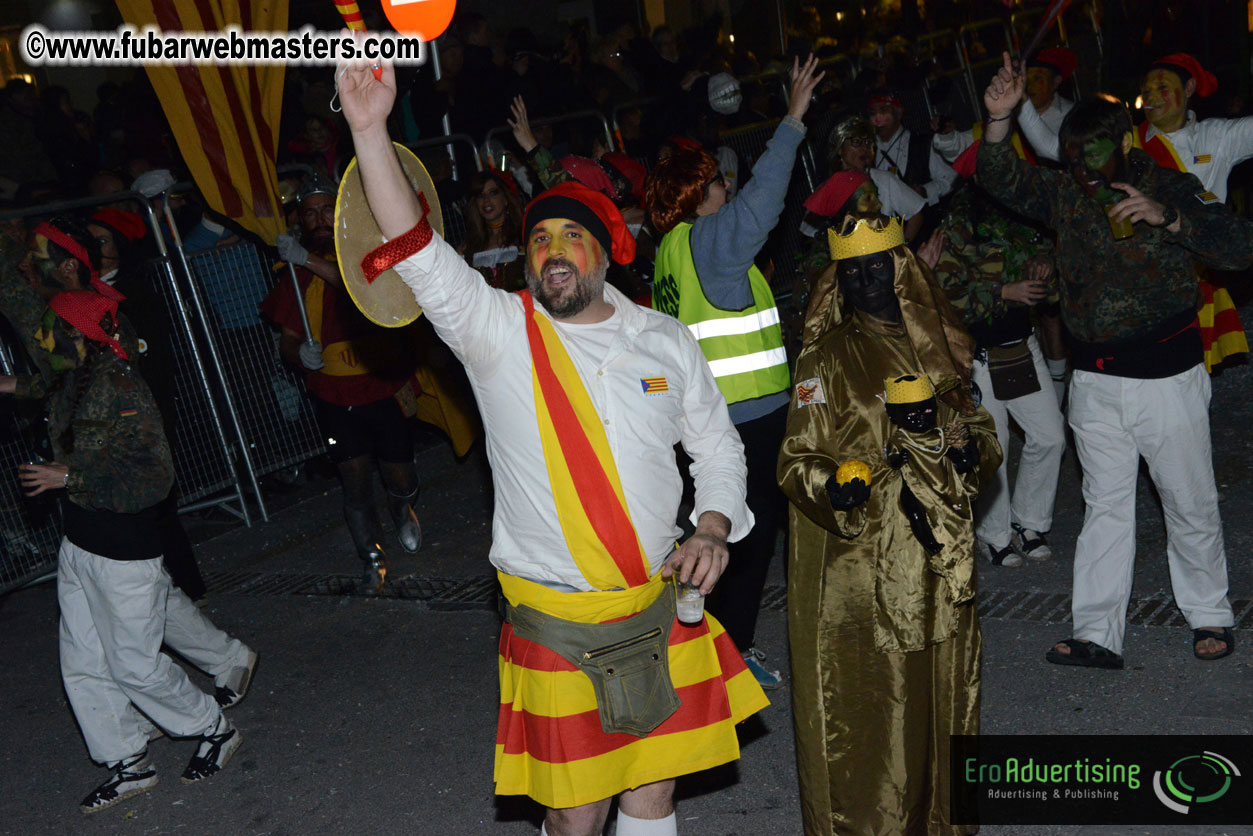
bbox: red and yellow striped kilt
[1199,280,1247,372]
[494,572,769,809]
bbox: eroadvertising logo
[950,736,1251,825]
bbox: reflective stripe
[686,307,781,341]
[707,348,789,379]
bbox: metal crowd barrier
[181,241,325,497]
[484,109,617,162]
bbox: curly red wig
[644,148,719,235]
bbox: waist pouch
[507,585,681,738]
[985,340,1040,400]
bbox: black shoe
[387,488,422,554]
[80,751,158,814]
[180,718,242,784]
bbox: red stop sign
[381,0,457,41]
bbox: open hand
[20,461,68,496]
[983,51,1025,120]
[786,53,826,121]
[1001,278,1047,305]
[508,95,538,154]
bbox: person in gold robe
[778,213,1001,835]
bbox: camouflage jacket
[933,183,1055,327]
[525,145,574,192]
[978,140,1253,343]
[47,353,174,514]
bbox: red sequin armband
[361,192,433,283]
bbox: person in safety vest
[337,45,768,836]
[644,54,825,691]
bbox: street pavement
[3,363,1253,835]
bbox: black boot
[345,503,388,593]
[387,488,422,554]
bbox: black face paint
[885,397,938,433]
[837,252,900,321]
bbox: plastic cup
[1105,205,1134,240]
[675,580,705,624]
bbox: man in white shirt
[1014,47,1077,161]
[868,89,957,206]
[336,51,767,836]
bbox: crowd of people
[1,3,1252,834]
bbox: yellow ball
[835,460,872,487]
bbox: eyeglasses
[705,174,726,190]
[846,136,873,148]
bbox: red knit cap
[558,156,617,199]
[1152,53,1218,98]
[601,152,647,206]
[523,182,636,265]
[803,171,871,216]
[48,290,128,360]
[91,208,148,242]
[1030,47,1078,82]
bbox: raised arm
[338,52,421,238]
[977,53,1059,226]
[1016,98,1061,161]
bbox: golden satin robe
[778,310,1001,836]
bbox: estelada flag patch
[119,408,138,417]
[1196,191,1220,205]
[1193,154,1212,164]
[640,376,669,394]
[795,377,826,406]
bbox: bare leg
[544,798,612,836]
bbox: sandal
[1045,638,1124,670]
[1192,627,1234,661]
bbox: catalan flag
[640,376,669,394]
[112,0,287,245]
[1194,154,1212,164]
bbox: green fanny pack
[507,584,682,738]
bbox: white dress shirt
[1139,111,1253,203]
[874,126,957,205]
[868,167,927,220]
[1015,95,1074,161]
[394,235,753,591]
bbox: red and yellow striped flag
[113,0,287,244]
[333,0,366,29]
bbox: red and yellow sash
[519,290,650,590]
[972,121,1037,165]
[1134,122,1248,371]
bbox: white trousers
[57,539,248,763]
[1068,366,1234,655]
[972,336,1066,546]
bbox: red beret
[1152,53,1218,98]
[90,208,148,243]
[803,171,871,217]
[48,290,128,360]
[559,155,617,199]
[524,182,636,265]
[952,141,981,179]
[601,152,647,207]
[1030,47,1078,82]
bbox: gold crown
[827,216,905,261]
[884,373,934,404]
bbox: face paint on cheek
[1082,138,1117,171]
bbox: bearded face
[525,218,608,319]
[299,193,336,255]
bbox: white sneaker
[80,751,158,814]
[980,540,1023,567]
[1011,524,1052,560]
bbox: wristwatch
[1160,204,1179,228]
